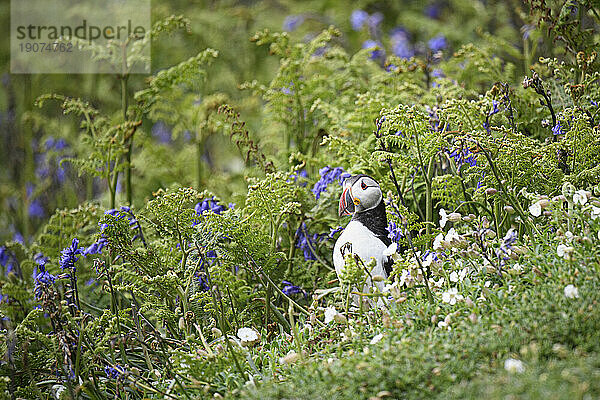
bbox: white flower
[422,252,435,268]
[504,358,525,373]
[458,267,468,281]
[437,314,451,330]
[484,280,491,288]
[324,306,338,324]
[445,228,459,242]
[573,190,588,205]
[433,276,445,288]
[565,231,573,242]
[433,233,444,250]
[529,201,542,217]
[398,269,412,287]
[511,263,523,272]
[556,244,574,260]
[383,242,398,257]
[564,284,579,299]
[441,287,464,305]
[237,327,260,346]
[370,333,384,345]
[439,208,448,228]
[449,271,459,283]
[591,206,600,220]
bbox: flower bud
[485,188,497,195]
[552,195,566,202]
[211,327,222,338]
[503,205,515,214]
[448,212,462,223]
[334,313,347,324]
[468,313,478,324]
[539,199,550,208]
[178,317,186,331]
[372,274,385,282]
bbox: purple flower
[312,166,350,200]
[387,221,404,243]
[327,225,344,239]
[28,199,45,219]
[34,258,55,300]
[152,121,171,144]
[84,238,107,256]
[425,3,441,19]
[289,169,308,187]
[282,280,307,297]
[104,365,124,380]
[368,12,383,29]
[428,35,447,52]
[552,122,564,135]
[59,238,82,274]
[283,15,304,31]
[362,40,385,61]
[489,100,500,116]
[350,10,369,30]
[448,147,477,168]
[390,27,414,59]
[295,223,317,261]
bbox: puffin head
[338,174,383,217]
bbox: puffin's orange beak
[339,187,355,216]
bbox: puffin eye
[361,181,367,190]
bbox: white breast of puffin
[333,220,388,279]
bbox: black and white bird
[333,174,393,298]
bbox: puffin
[333,174,393,301]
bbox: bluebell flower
[59,238,82,274]
[289,169,308,187]
[28,199,45,219]
[362,40,385,61]
[283,15,304,31]
[390,27,414,59]
[84,238,107,256]
[428,35,447,52]
[104,365,124,380]
[34,259,55,300]
[282,280,307,297]
[387,221,404,243]
[425,3,441,19]
[195,197,226,216]
[312,166,350,200]
[552,122,564,135]
[152,121,171,144]
[448,148,477,168]
[521,24,535,40]
[431,69,445,78]
[295,223,317,261]
[0,247,8,267]
[489,100,500,116]
[328,226,344,239]
[350,10,369,30]
[368,12,383,29]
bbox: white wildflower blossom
[324,306,338,324]
[237,327,260,346]
[439,208,448,228]
[370,333,384,345]
[422,252,435,268]
[437,314,451,330]
[449,271,459,283]
[383,242,398,257]
[573,190,588,205]
[556,244,574,260]
[445,228,460,242]
[441,287,463,305]
[433,276,445,288]
[564,284,579,299]
[504,358,525,373]
[565,231,573,242]
[591,206,600,220]
[529,201,542,217]
[433,233,444,250]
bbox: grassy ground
[237,240,600,399]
